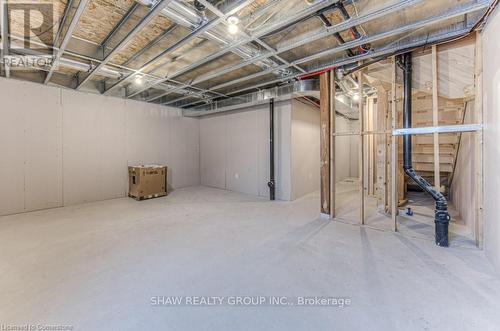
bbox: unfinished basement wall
[291,100,320,200]
[199,101,292,200]
[335,101,359,181]
[0,77,199,216]
[482,7,500,272]
[450,102,476,236]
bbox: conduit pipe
[10,45,123,79]
[400,52,450,247]
[268,98,276,200]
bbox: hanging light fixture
[227,16,240,35]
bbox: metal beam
[45,0,90,84]
[179,1,488,105]
[104,0,256,96]
[53,0,75,52]
[144,0,423,101]
[164,94,195,105]
[101,3,140,49]
[1,0,10,77]
[197,0,305,73]
[123,0,341,98]
[122,24,179,67]
[182,22,476,110]
[75,0,174,90]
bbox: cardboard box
[128,165,167,200]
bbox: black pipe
[400,52,450,247]
[268,98,275,200]
[318,14,355,57]
[335,2,370,52]
[259,3,338,39]
[402,54,412,171]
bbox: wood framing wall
[319,72,332,215]
[321,36,482,242]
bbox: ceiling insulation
[109,15,174,65]
[73,0,137,43]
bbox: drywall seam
[0,77,200,216]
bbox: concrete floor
[334,179,475,245]
[1,186,500,330]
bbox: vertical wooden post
[474,32,484,248]
[330,71,336,218]
[390,57,398,231]
[432,45,441,191]
[358,68,365,225]
[320,71,331,215]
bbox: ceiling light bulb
[352,94,359,101]
[227,16,239,35]
[135,75,143,85]
[228,23,239,35]
[227,16,239,25]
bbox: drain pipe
[400,52,450,246]
[268,98,276,200]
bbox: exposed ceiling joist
[125,0,341,99]
[45,0,90,84]
[0,0,494,111]
[104,0,257,96]
[173,0,488,108]
[75,0,175,90]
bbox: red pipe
[299,66,337,80]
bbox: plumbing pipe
[335,2,370,53]
[9,45,123,79]
[400,52,450,247]
[268,98,276,200]
[299,66,337,79]
[318,13,355,57]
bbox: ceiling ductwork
[183,79,320,116]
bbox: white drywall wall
[334,100,359,181]
[198,99,358,201]
[450,102,476,236]
[0,77,200,216]
[199,101,292,200]
[335,114,359,181]
[291,100,320,200]
[482,8,500,272]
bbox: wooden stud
[390,57,398,231]
[474,32,484,248]
[358,68,365,225]
[330,71,336,218]
[320,71,331,215]
[376,88,389,210]
[432,45,441,191]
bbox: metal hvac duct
[182,79,320,116]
